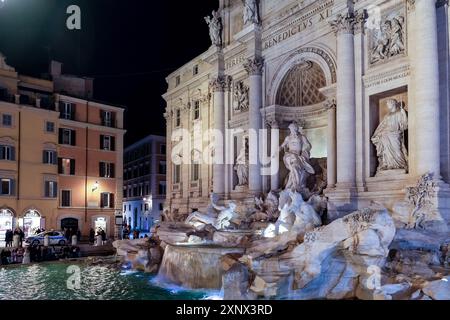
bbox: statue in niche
[281,122,315,193]
[243,0,260,25]
[371,98,408,173]
[371,15,406,64]
[234,139,249,187]
[205,10,222,47]
[233,81,249,112]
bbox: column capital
[265,118,279,129]
[408,0,443,11]
[324,98,337,111]
[354,10,368,35]
[209,75,232,92]
[244,57,264,76]
[329,11,356,35]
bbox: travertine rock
[421,277,450,300]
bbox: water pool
[0,261,210,300]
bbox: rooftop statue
[243,0,260,25]
[205,10,222,47]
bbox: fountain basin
[158,244,245,289]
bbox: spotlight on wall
[92,181,99,192]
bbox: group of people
[3,227,25,247]
[121,224,149,240]
[63,228,81,242]
[88,228,107,245]
[0,244,81,266]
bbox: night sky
[0,0,218,145]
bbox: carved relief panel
[368,2,407,67]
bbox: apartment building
[0,55,125,239]
[123,135,166,231]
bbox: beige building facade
[163,0,450,226]
[0,57,125,240]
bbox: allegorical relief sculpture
[371,98,408,173]
[243,0,260,25]
[233,81,249,112]
[234,139,249,187]
[281,122,315,193]
[370,15,406,64]
[205,10,222,47]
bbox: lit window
[59,158,75,175]
[100,135,115,151]
[45,181,58,198]
[101,192,114,208]
[101,110,115,127]
[99,162,115,178]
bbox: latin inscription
[264,8,332,50]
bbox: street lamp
[92,181,99,192]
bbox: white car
[24,231,67,246]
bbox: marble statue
[0,52,14,71]
[205,10,222,47]
[281,122,315,193]
[185,194,237,230]
[233,81,249,112]
[234,140,249,186]
[371,16,405,64]
[371,99,408,173]
[243,0,260,25]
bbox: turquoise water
[0,262,208,300]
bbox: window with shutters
[0,145,15,161]
[60,102,76,120]
[44,181,57,198]
[191,163,200,181]
[175,109,181,127]
[100,135,115,151]
[0,178,13,196]
[2,114,12,127]
[59,128,76,146]
[173,164,181,184]
[59,158,75,175]
[43,150,57,165]
[159,161,167,174]
[99,162,115,178]
[100,192,114,208]
[159,181,166,195]
[193,101,200,120]
[101,110,116,128]
[61,190,71,207]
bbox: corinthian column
[413,0,441,178]
[325,99,337,188]
[244,57,264,195]
[210,76,231,194]
[330,12,357,187]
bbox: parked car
[25,231,67,246]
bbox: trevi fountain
[114,0,449,301]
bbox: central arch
[268,46,336,106]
